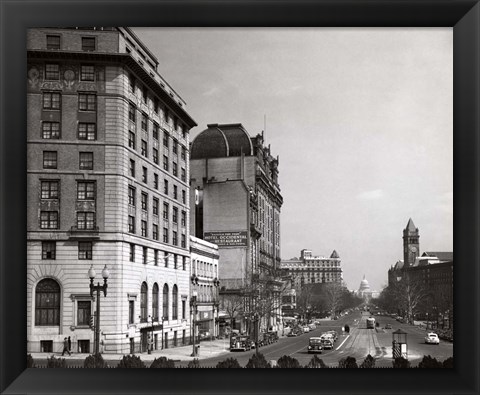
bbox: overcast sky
[133,27,453,292]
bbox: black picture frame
[1,1,478,394]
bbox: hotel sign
[204,231,248,247]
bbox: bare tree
[392,271,427,324]
[324,281,344,318]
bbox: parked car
[425,332,440,345]
[230,335,253,351]
[385,324,392,329]
[321,338,334,350]
[307,337,323,354]
[288,330,300,337]
[303,326,310,333]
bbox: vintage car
[424,332,440,345]
[307,337,323,354]
[230,335,253,351]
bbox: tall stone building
[403,218,420,268]
[27,27,196,354]
[190,124,283,332]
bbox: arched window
[35,278,60,326]
[172,285,178,320]
[152,283,159,321]
[140,282,148,322]
[163,284,169,320]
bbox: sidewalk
[31,337,233,364]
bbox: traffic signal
[89,315,94,329]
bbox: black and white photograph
[24,26,455,370]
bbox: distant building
[281,249,343,289]
[357,275,372,300]
[388,219,453,327]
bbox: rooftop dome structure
[358,275,371,292]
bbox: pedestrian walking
[61,337,71,356]
[68,336,72,353]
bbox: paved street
[31,310,452,368]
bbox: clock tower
[403,218,419,268]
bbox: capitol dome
[358,275,371,293]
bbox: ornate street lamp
[88,264,109,355]
[190,291,198,357]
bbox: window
[43,92,61,110]
[40,211,58,229]
[42,241,56,259]
[82,37,96,51]
[80,65,95,81]
[182,300,186,320]
[128,186,136,206]
[77,212,95,230]
[153,224,158,240]
[129,159,135,177]
[128,131,136,149]
[129,103,136,122]
[152,283,159,320]
[174,255,178,269]
[141,140,147,157]
[172,285,178,320]
[45,64,59,80]
[140,282,148,322]
[79,152,93,170]
[142,87,148,104]
[162,284,169,320]
[164,179,169,195]
[43,151,57,169]
[153,148,158,164]
[181,146,186,161]
[142,167,147,183]
[172,207,178,224]
[35,279,60,326]
[128,216,135,233]
[181,234,186,248]
[141,113,148,131]
[153,123,159,140]
[78,93,96,111]
[163,132,169,148]
[163,228,169,243]
[129,74,135,93]
[172,231,178,246]
[182,125,187,139]
[77,181,95,200]
[163,155,169,171]
[173,185,178,200]
[153,98,159,114]
[129,243,135,262]
[153,197,159,215]
[173,116,178,131]
[182,256,186,271]
[172,162,178,177]
[78,123,96,140]
[141,220,147,237]
[41,180,58,199]
[172,139,178,155]
[77,301,91,326]
[78,241,93,260]
[141,192,148,211]
[181,168,186,182]
[182,190,186,204]
[181,211,186,227]
[129,300,135,324]
[154,173,158,189]
[46,35,60,50]
[143,247,147,264]
[163,203,169,220]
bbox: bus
[366,317,376,329]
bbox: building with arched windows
[27,27,195,354]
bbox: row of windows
[42,241,93,260]
[46,35,96,51]
[39,210,97,230]
[128,75,188,140]
[34,277,186,327]
[128,244,188,270]
[128,159,187,199]
[41,180,96,200]
[128,216,186,247]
